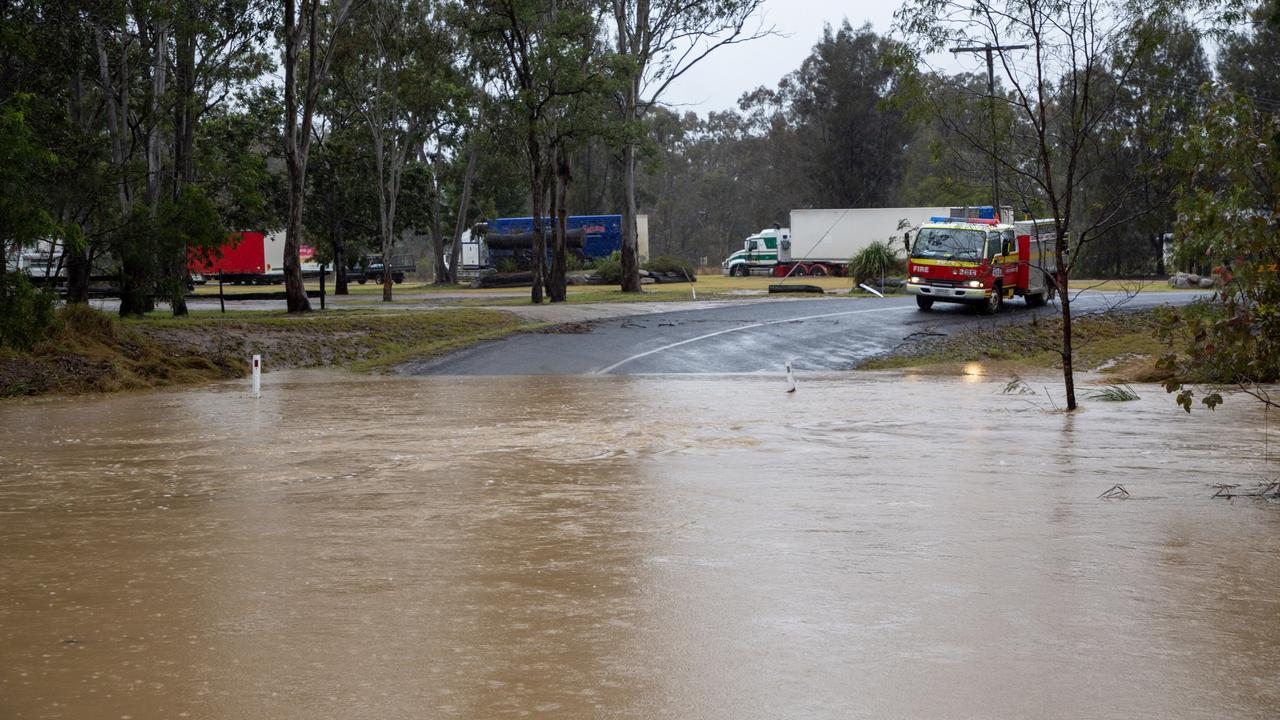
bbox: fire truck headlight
[909,276,922,285]
[967,280,982,288]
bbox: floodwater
[2,370,1278,719]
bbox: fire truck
[904,217,1058,313]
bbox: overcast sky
[658,0,975,114]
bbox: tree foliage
[1161,89,1280,411]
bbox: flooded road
[2,371,1278,719]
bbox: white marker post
[858,283,885,298]
[251,354,261,398]
[785,361,797,393]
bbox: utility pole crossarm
[949,45,1030,53]
[950,43,1031,216]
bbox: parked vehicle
[721,207,950,277]
[904,216,1058,313]
[456,214,649,274]
[188,231,324,284]
[345,253,416,284]
[5,239,63,281]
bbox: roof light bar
[928,216,1000,225]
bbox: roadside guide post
[320,263,326,310]
[218,274,225,314]
[251,355,261,398]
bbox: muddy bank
[859,307,1177,381]
[1,306,528,398]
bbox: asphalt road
[408,291,1201,376]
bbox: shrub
[849,241,904,285]
[643,254,697,280]
[0,273,56,351]
[594,251,623,283]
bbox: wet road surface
[411,291,1200,375]
[2,370,1278,719]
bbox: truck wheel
[916,296,934,311]
[1025,291,1046,307]
[979,284,1003,315]
[393,273,404,284]
[792,265,808,277]
[809,264,829,276]
[735,264,749,277]
[358,278,367,285]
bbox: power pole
[951,43,1028,219]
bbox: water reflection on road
[1,371,1278,719]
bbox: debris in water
[1098,484,1130,499]
[1211,482,1279,499]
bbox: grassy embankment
[0,305,529,398]
[859,307,1189,382]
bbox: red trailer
[189,232,320,284]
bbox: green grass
[860,308,1178,379]
[6,306,532,397]
[1084,384,1142,401]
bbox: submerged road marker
[785,362,796,393]
[251,354,261,398]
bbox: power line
[951,43,1031,215]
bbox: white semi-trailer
[722,207,950,277]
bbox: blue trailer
[461,214,648,272]
[491,215,623,260]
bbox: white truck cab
[721,227,791,277]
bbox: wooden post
[320,263,326,310]
[219,274,225,314]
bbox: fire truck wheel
[1026,291,1046,307]
[915,296,934,311]
[979,284,1003,314]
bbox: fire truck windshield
[911,228,985,261]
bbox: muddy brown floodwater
[2,370,1279,719]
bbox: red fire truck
[904,217,1059,313]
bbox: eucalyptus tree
[165,0,275,315]
[469,0,608,304]
[331,0,463,301]
[610,0,771,292]
[282,0,360,312]
[88,1,174,315]
[896,0,1177,410]
[306,118,377,295]
[1076,17,1209,277]
[739,22,918,209]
